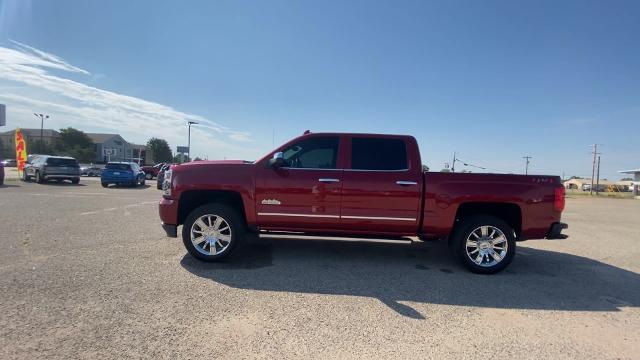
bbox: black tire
[101,182,109,188]
[71,178,80,184]
[450,215,516,274]
[141,178,146,186]
[145,173,153,180]
[35,171,44,184]
[182,204,245,262]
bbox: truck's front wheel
[451,215,516,274]
[182,204,244,262]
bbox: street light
[33,113,50,153]
[187,121,198,162]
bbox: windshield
[105,163,131,171]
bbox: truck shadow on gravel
[180,239,640,319]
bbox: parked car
[101,162,146,187]
[22,155,80,184]
[159,132,568,274]
[1,159,16,167]
[141,163,164,180]
[80,165,102,177]
[0,162,4,186]
[155,163,174,190]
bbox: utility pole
[523,156,532,175]
[596,155,601,195]
[451,152,457,173]
[589,144,601,195]
[33,113,49,153]
[187,121,198,163]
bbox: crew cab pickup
[159,132,567,274]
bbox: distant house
[85,133,151,164]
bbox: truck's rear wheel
[182,204,244,262]
[451,215,516,274]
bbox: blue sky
[0,0,638,179]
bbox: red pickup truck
[141,164,164,180]
[159,132,567,274]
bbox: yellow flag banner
[15,128,27,171]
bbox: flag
[15,128,28,171]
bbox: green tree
[55,128,95,162]
[172,154,189,163]
[31,139,58,156]
[146,138,173,163]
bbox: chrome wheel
[190,214,232,256]
[465,225,508,267]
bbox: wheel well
[178,190,247,226]
[454,202,522,237]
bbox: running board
[258,233,416,244]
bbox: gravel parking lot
[0,180,638,359]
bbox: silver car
[23,155,81,184]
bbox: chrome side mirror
[268,152,284,168]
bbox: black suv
[23,155,81,184]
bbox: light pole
[33,113,50,153]
[187,121,198,162]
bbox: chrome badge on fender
[261,199,281,205]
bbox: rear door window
[106,163,131,171]
[46,158,79,167]
[350,137,408,170]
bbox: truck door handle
[319,178,340,183]
[396,181,417,186]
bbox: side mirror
[268,152,284,168]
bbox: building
[0,128,61,157]
[85,133,151,165]
[0,128,151,165]
[563,178,633,192]
[618,169,640,197]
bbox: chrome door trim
[257,213,416,222]
[340,215,416,222]
[318,178,340,183]
[257,212,340,219]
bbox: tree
[32,139,58,156]
[55,127,95,162]
[621,177,633,181]
[146,138,173,163]
[172,154,189,163]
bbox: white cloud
[0,40,259,160]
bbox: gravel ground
[0,181,638,359]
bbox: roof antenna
[303,130,311,135]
